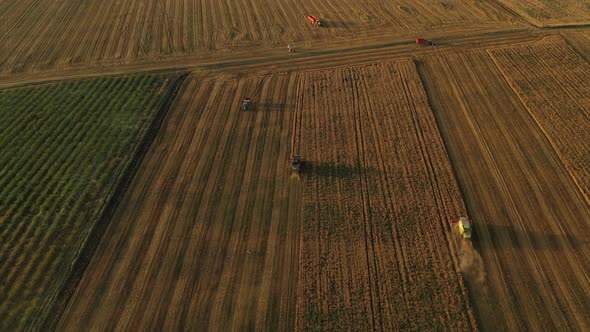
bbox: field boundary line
[42,72,190,331]
[486,49,590,208]
[487,0,541,28]
[291,73,303,157]
[0,67,189,91]
[560,32,590,65]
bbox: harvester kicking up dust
[451,217,486,286]
[452,217,472,239]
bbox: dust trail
[453,225,486,286]
[459,239,486,286]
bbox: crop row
[0,73,178,330]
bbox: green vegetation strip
[0,73,183,330]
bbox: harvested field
[563,31,590,62]
[418,50,590,331]
[0,0,523,74]
[293,61,476,330]
[0,73,181,331]
[3,0,590,329]
[489,36,590,205]
[495,0,590,27]
[57,72,302,331]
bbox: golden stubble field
[0,0,524,74]
[2,0,590,331]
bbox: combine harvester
[291,155,302,173]
[452,217,473,239]
[306,15,322,27]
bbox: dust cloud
[459,239,486,286]
[452,224,486,286]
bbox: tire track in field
[349,66,381,330]
[232,76,283,330]
[408,59,474,323]
[112,0,136,60]
[211,78,274,330]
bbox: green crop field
[0,73,182,330]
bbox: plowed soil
[293,60,476,330]
[418,49,590,331]
[57,73,302,331]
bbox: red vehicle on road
[416,38,435,46]
[306,15,322,26]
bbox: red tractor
[306,15,322,27]
[416,38,435,46]
[242,97,252,111]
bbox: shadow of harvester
[478,223,583,251]
[319,21,357,28]
[303,161,375,178]
[255,103,291,112]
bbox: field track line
[487,0,540,28]
[351,66,381,330]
